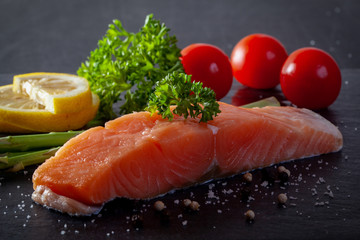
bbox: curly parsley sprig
[77,14,183,120]
[147,72,221,122]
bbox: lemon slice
[0,120,36,134]
[0,85,99,133]
[13,72,92,114]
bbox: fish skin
[32,102,343,215]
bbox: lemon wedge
[0,120,37,134]
[0,85,99,133]
[13,72,92,114]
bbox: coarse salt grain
[318,177,326,183]
[261,181,268,187]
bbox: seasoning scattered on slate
[6,157,339,234]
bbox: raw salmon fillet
[32,102,343,215]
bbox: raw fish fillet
[32,102,343,215]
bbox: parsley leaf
[78,14,220,123]
[77,14,183,120]
[147,72,221,122]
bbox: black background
[1,0,360,239]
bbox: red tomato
[231,34,288,89]
[280,47,341,109]
[180,43,233,100]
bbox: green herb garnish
[77,14,183,120]
[146,72,221,122]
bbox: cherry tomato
[230,34,288,89]
[180,43,233,100]
[280,47,341,109]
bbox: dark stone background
[1,1,359,239]
[0,0,359,75]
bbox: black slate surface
[1,0,360,239]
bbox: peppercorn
[189,201,200,211]
[278,193,288,204]
[154,200,166,212]
[278,166,286,173]
[278,166,290,176]
[243,172,253,183]
[183,199,192,208]
[245,210,255,222]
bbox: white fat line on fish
[206,124,219,135]
[205,123,220,176]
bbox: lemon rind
[13,72,92,114]
[0,83,100,133]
